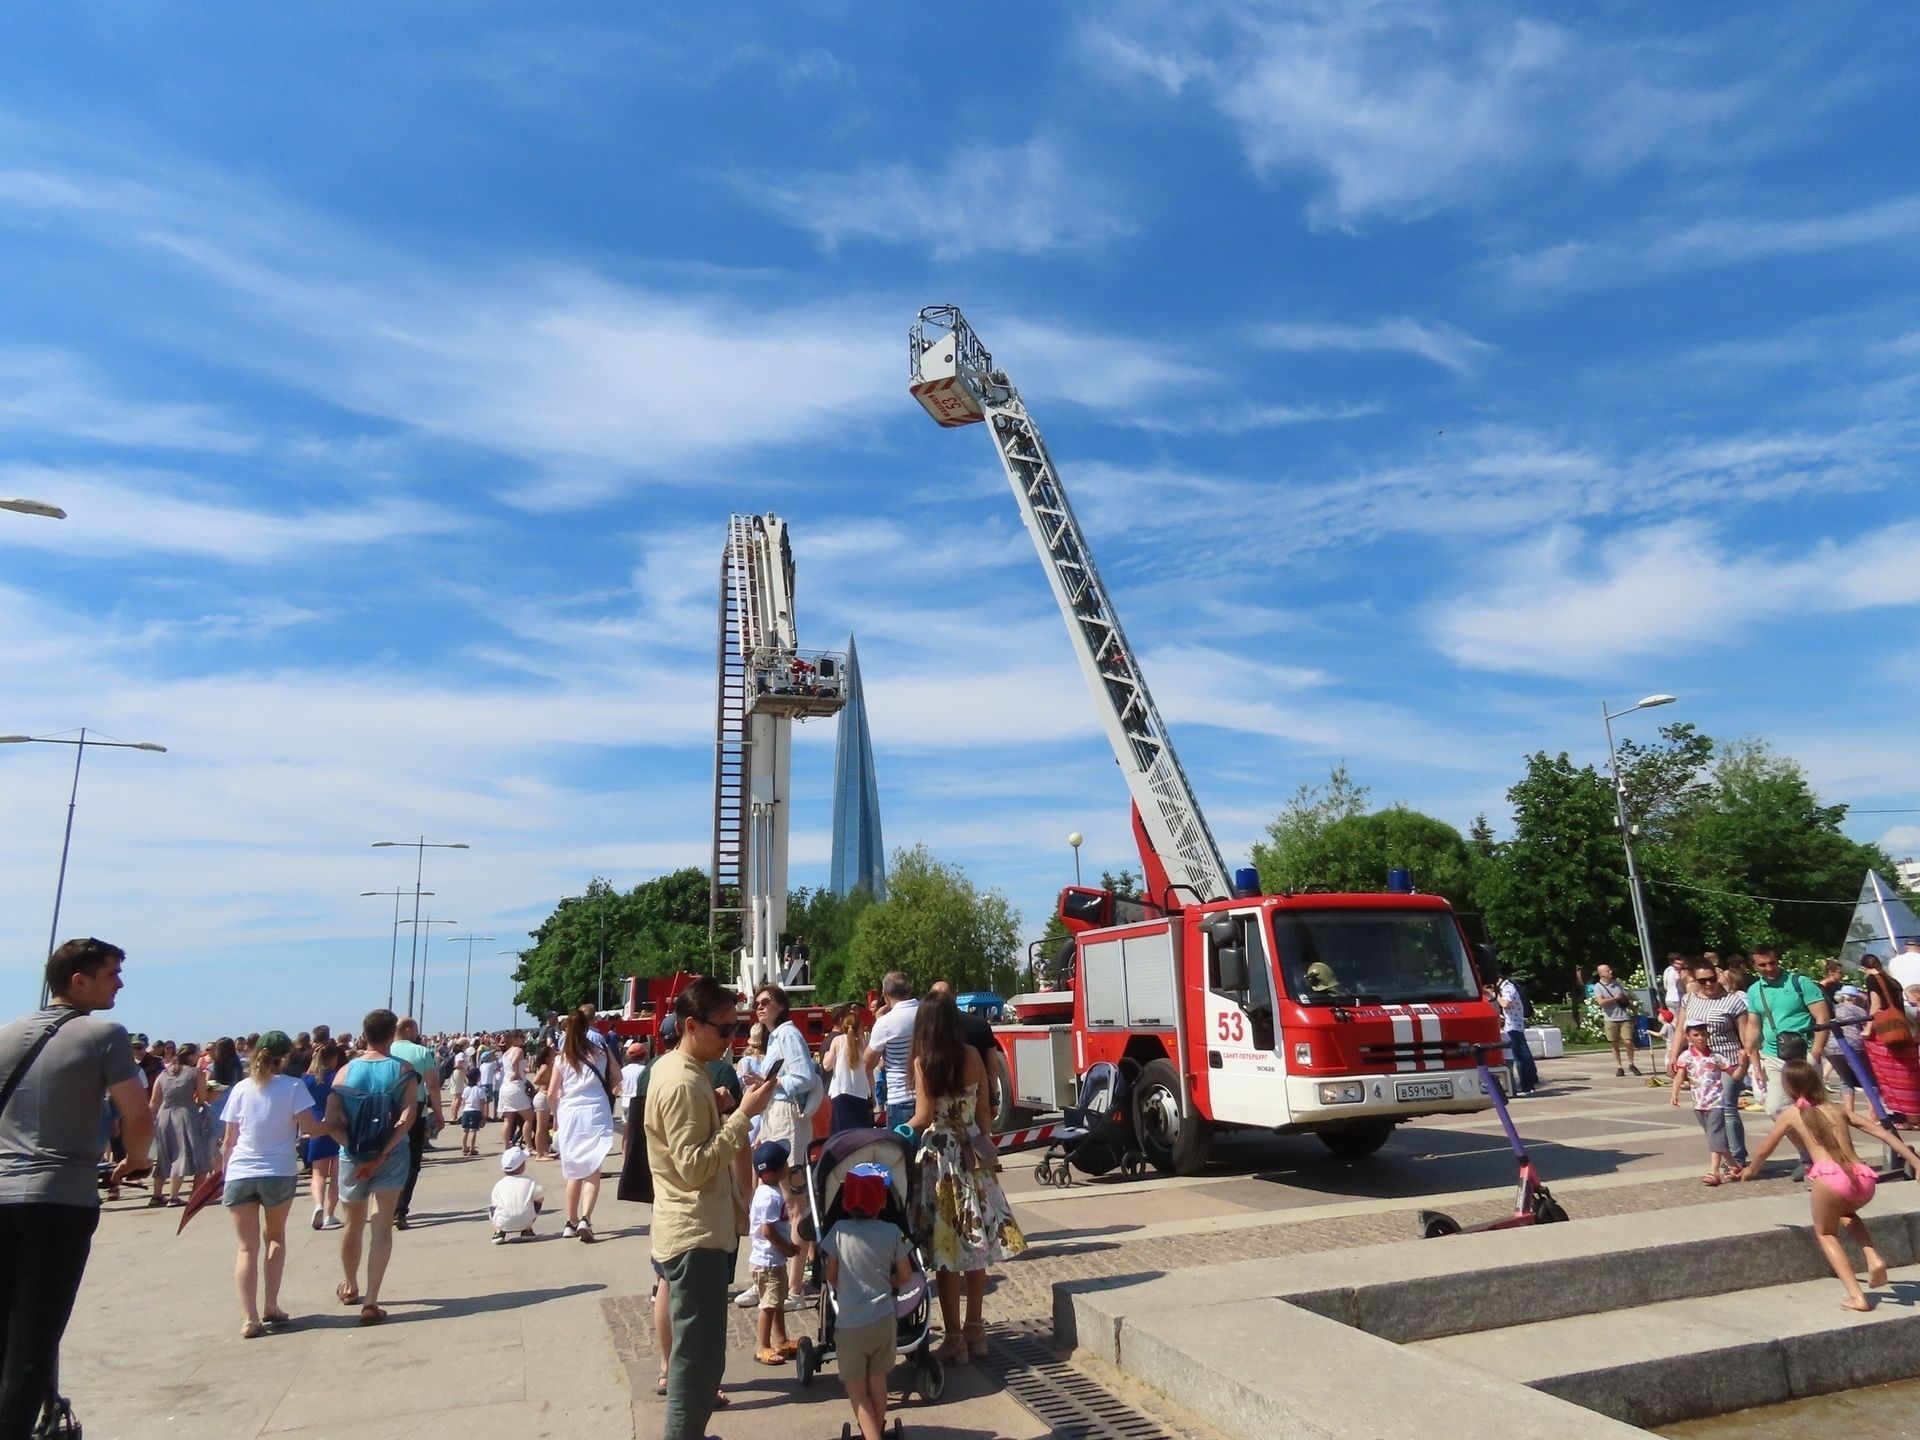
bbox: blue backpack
[335,1059,417,1159]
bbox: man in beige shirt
[646,976,774,1440]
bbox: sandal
[241,1320,264,1340]
[336,1281,361,1307]
[713,1390,729,1408]
[358,1304,388,1325]
[1702,1173,1721,1186]
[655,1374,667,1396]
[778,1340,799,1358]
[964,1322,988,1359]
[935,1339,971,1366]
[754,1347,787,1366]
[262,1310,291,1327]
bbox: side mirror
[1217,946,1248,994]
[1205,915,1239,948]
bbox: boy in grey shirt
[821,1163,914,1440]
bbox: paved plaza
[65,1050,1803,1438]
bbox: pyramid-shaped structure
[1839,869,1920,966]
[830,635,887,899]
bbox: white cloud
[1256,317,1495,376]
[0,348,257,453]
[1435,519,1920,676]
[0,465,464,562]
[743,140,1131,259]
[1504,194,1920,294]
[1081,2,1768,226]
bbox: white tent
[1839,870,1920,967]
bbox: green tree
[1287,806,1480,910]
[1479,752,1634,1004]
[512,868,725,1018]
[785,885,876,1002]
[846,845,1021,997]
[1669,740,1894,954]
[1251,763,1370,893]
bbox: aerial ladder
[909,306,1230,912]
[709,513,847,996]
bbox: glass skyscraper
[829,634,887,898]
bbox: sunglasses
[697,1016,742,1038]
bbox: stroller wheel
[1033,1163,1049,1185]
[917,1354,946,1402]
[796,1336,816,1387]
[1418,1210,1462,1239]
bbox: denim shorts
[338,1145,410,1203]
[223,1174,299,1208]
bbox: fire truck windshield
[1271,909,1480,1006]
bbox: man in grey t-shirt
[0,937,151,1432]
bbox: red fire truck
[910,307,1503,1174]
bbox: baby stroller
[794,1127,946,1402]
[1032,1061,1147,1187]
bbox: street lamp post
[1068,832,1084,886]
[373,837,469,1018]
[399,916,460,1030]
[444,934,494,1038]
[2,729,168,1005]
[1602,694,1678,1000]
[562,891,611,1013]
[0,498,66,519]
[361,889,433,1011]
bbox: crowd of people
[0,941,1026,1440]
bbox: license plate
[1395,1079,1453,1103]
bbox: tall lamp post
[373,837,469,1018]
[444,934,494,1038]
[400,916,460,1029]
[562,891,611,1012]
[1068,832,1084,886]
[361,888,433,1011]
[0,498,66,519]
[1602,694,1678,998]
[2,729,168,1005]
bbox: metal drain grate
[981,1323,1181,1440]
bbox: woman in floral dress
[907,993,1026,1366]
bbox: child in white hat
[490,1146,545,1243]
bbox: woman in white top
[823,1003,874,1134]
[497,1032,535,1150]
[546,1006,618,1242]
[218,1030,340,1338]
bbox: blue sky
[2,2,1916,1041]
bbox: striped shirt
[1683,991,1750,1065]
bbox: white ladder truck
[709,513,847,997]
[910,306,1502,1174]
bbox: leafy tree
[1467,813,1497,858]
[846,845,1021,997]
[1251,763,1370,893]
[1479,752,1634,1004]
[1286,806,1480,910]
[512,868,725,1019]
[1668,740,1894,954]
[786,885,876,1002]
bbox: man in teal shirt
[1742,946,1831,1181]
[391,1017,445,1230]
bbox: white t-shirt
[620,1061,644,1097]
[868,999,919,1105]
[1888,950,1920,994]
[478,1058,499,1086]
[459,1084,487,1116]
[749,1181,789,1269]
[220,1075,318,1180]
[490,1173,544,1231]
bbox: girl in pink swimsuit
[1741,1059,1920,1311]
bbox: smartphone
[761,1057,784,1082]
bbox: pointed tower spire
[830,635,887,898]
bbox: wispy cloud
[0,348,257,453]
[1503,194,1920,294]
[1080,2,1767,226]
[1256,317,1495,376]
[742,140,1131,258]
[1434,519,1920,676]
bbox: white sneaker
[311,1206,324,1231]
[733,1286,758,1309]
[324,1214,342,1229]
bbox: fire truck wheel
[1132,1059,1211,1175]
[988,1050,1017,1133]
[1317,1122,1395,1159]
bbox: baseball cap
[844,1162,890,1217]
[752,1140,791,1174]
[657,1013,680,1043]
[258,1030,294,1058]
[501,1146,529,1171]
[131,1033,149,1047]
